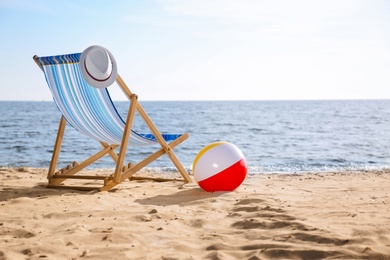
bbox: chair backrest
[35,53,156,146]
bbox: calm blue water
[1,100,390,173]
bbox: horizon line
[1,98,390,102]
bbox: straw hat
[80,45,117,88]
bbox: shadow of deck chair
[33,47,192,191]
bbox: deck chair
[33,46,192,191]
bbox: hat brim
[80,45,118,88]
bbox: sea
[1,100,390,174]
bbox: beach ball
[193,142,247,192]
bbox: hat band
[83,59,113,82]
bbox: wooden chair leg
[113,94,138,183]
[136,104,192,183]
[116,74,192,183]
[47,116,66,180]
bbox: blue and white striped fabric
[36,53,182,146]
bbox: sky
[0,0,389,101]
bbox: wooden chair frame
[34,56,192,191]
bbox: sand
[0,167,390,260]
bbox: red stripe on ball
[198,157,247,192]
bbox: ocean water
[1,100,390,173]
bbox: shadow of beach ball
[192,142,247,192]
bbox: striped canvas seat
[35,53,181,146]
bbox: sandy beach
[1,167,389,259]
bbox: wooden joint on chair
[104,176,113,186]
[129,93,138,102]
[163,145,172,155]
